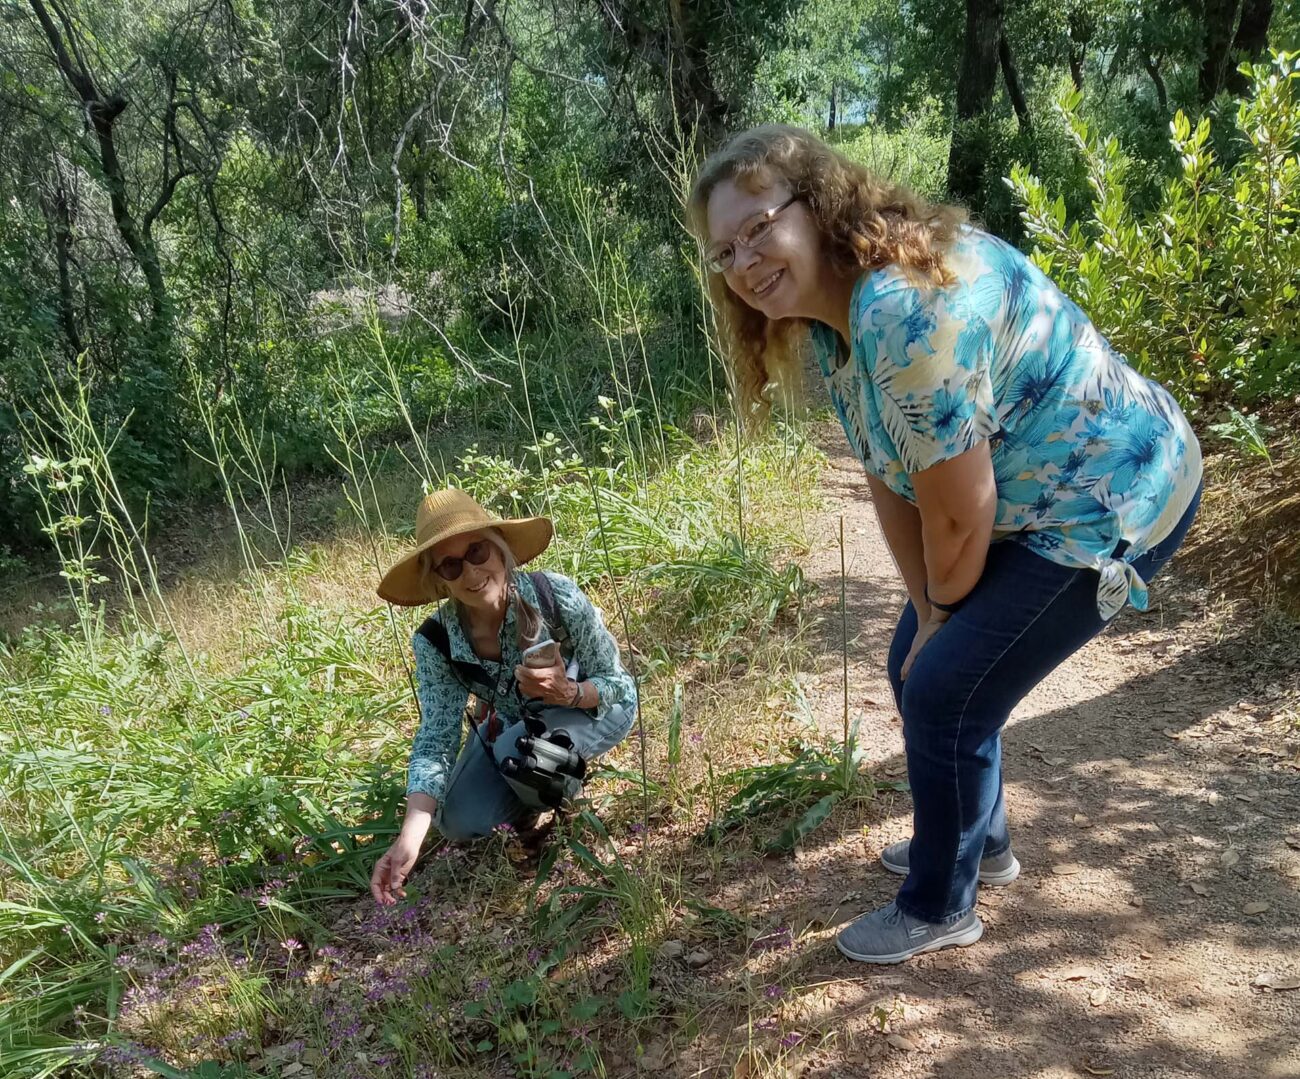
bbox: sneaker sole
[881,851,1022,887]
[836,916,985,964]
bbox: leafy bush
[1008,52,1300,409]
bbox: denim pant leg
[889,488,1200,924]
[888,607,1011,860]
[533,703,636,761]
[435,726,536,841]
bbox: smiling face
[425,529,508,615]
[705,177,828,322]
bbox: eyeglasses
[432,539,492,581]
[705,195,799,274]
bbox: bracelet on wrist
[924,584,966,615]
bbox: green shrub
[1007,52,1300,410]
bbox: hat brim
[376,515,553,607]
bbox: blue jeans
[435,704,635,840]
[885,488,1201,923]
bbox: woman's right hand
[370,832,423,906]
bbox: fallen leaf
[1243,901,1270,915]
[1073,813,1091,828]
[1139,951,1153,960]
[885,1033,918,1052]
[1059,966,1098,982]
[1220,849,1241,867]
[1189,882,1210,896]
[1254,972,1300,991]
[1043,756,1068,766]
[1052,863,1084,876]
[1089,986,1110,1006]
[1285,835,1300,851]
[1162,728,1182,739]
[1083,1065,1115,1077]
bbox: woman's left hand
[515,658,572,705]
[901,611,949,681]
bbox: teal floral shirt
[407,571,637,802]
[810,227,1202,619]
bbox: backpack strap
[415,573,573,696]
[528,570,571,654]
[415,614,497,697]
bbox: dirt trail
[775,423,1300,1079]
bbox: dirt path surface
[767,423,1300,1078]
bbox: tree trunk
[1066,5,1094,92]
[40,161,83,359]
[1068,48,1085,91]
[1143,53,1169,111]
[947,0,1005,207]
[1199,0,1246,104]
[999,35,1033,139]
[1225,0,1273,95]
[667,0,729,147]
[27,0,172,340]
[828,81,837,131]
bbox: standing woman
[370,489,637,904]
[689,125,1201,963]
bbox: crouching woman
[370,489,636,905]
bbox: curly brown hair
[688,124,968,418]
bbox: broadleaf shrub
[1007,52,1300,411]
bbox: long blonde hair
[417,528,544,650]
[688,124,967,418]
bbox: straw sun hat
[376,488,553,607]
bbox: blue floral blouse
[406,571,637,802]
[809,227,1202,619]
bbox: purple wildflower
[764,984,784,999]
[526,948,542,965]
[99,705,112,716]
[753,926,794,952]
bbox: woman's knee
[539,703,634,759]
[436,793,505,842]
[899,665,964,741]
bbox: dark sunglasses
[432,539,492,581]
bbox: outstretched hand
[371,833,421,906]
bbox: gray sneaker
[836,901,983,964]
[880,839,1021,886]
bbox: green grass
[0,402,842,1076]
